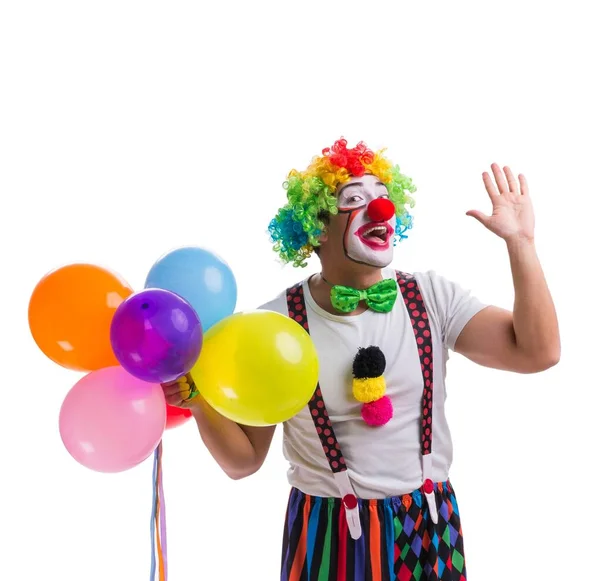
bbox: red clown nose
[367,198,395,222]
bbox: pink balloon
[59,366,166,473]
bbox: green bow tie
[330,278,398,313]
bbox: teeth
[364,226,387,236]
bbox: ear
[318,227,328,244]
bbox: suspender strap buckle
[422,454,438,524]
[334,472,362,540]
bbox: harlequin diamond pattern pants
[281,480,466,581]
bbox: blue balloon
[145,247,237,331]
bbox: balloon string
[150,446,159,581]
[150,441,169,581]
[158,442,168,579]
[155,502,165,580]
[155,442,166,581]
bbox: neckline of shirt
[301,267,398,323]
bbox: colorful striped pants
[281,481,466,581]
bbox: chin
[347,250,394,269]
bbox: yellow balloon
[190,310,319,426]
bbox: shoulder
[257,289,288,315]
[413,269,457,297]
[410,269,481,307]
[256,278,307,316]
[406,269,487,349]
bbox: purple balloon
[110,288,203,383]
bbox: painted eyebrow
[338,182,363,196]
[338,181,387,196]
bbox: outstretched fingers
[490,163,509,194]
[482,171,498,202]
[518,173,529,196]
[503,166,519,194]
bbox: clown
[163,138,560,580]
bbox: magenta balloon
[110,288,203,383]
[59,366,166,473]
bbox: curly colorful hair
[268,138,417,267]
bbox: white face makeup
[336,174,396,267]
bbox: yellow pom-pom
[352,376,386,403]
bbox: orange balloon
[28,264,134,372]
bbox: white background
[1,1,598,580]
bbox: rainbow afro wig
[268,138,417,267]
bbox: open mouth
[355,222,394,249]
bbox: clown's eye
[348,195,363,203]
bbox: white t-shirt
[258,267,487,499]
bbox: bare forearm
[507,237,560,367]
[190,397,263,479]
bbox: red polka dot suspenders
[286,271,439,540]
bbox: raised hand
[466,163,535,243]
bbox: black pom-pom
[352,346,386,378]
